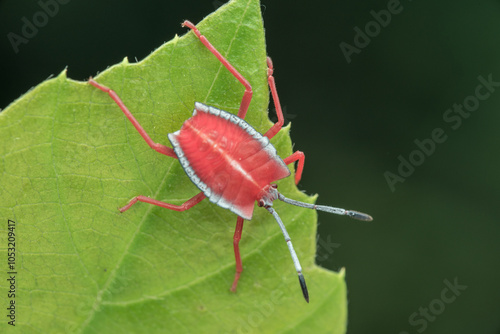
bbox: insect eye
[258,200,265,207]
[271,184,278,189]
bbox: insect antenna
[278,193,373,222]
[265,206,309,303]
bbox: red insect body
[169,103,290,220]
[88,19,372,303]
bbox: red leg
[283,151,305,185]
[264,57,285,139]
[182,20,253,120]
[119,191,206,213]
[230,216,244,292]
[88,79,177,158]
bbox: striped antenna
[278,193,373,222]
[266,206,309,303]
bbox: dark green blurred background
[1,0,499,333]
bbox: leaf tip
[57,68,68,79]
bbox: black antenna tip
[348,210,373,222]
[298,273,309,303]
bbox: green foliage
[0,0,346,332]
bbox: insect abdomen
[168,103,290,219]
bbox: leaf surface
[0,0,346,333]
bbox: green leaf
[0,0,346,333]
